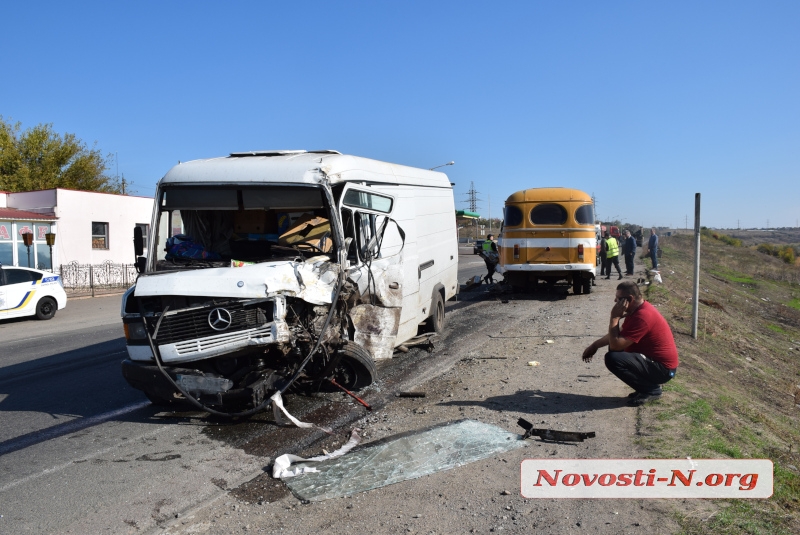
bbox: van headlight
[124,321,148,340]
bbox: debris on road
[527,361,540,367]
[464,277,483,291]
[283,419,526,502]
[517,418,596,442]
[397,392,426,398]
[272,428,362,479]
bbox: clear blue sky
[3,1,798,229]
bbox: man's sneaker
[628,392,662,406]
[618,274,623,280]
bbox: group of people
[475,230,675,406]
[599,227,660,278]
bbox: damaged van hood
[134,260,340,305]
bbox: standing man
[604,231,623,280]
[623,230,636,275]
[581,281,679,406]
[599,232,609,277]
[481,234,499,284]
[648,228,659,270]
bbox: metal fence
[54,261,137,295]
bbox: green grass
[638,234,800,534]
[711,269,757,285]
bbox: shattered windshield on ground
[283,419,527,502]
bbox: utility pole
[691,194,701,339]
[488,194,491,234]
[463,181,482,240]
[464,181,480,212]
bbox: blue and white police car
[0,265,67,320]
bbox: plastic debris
[527,361,540,367]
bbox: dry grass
[636,234,800,535]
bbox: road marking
[0,400,151,460]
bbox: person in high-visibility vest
[604,231,623,280]
[480,234,499,284]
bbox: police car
[0,265,67,320]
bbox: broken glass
[284,419,527,502]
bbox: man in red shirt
[581,281,679,406]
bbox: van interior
[154,186,335,270]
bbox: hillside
[638,233,800,533]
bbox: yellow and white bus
[499,187,596,294]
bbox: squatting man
[581,281,679,406]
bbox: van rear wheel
[424,292,445,334]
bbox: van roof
[505,187,593,203]
[160,151,452,189]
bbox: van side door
[337,184,405,359]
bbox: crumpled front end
[120,258,369,410]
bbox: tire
[331,343,378,390]
[572,278,583,295]
[424,292,445,334]
[582,278,592,294]
[35,297,57,320]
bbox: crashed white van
[121,150,458,412]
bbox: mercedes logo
[208,308,233,331]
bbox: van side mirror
[133,226,144,256]
[135,256,147,274]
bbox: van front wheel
[331,343,378,390]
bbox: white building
[0,189,153,269]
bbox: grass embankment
[636,234,800,534]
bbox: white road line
[0,400,153,492]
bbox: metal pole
[691,193,701,339]
[90,264,95,298]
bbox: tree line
[0,116,123,194]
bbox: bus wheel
[582,278,592,294]
[572,278,583,295]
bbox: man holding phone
[581,281,679,406]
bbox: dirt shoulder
[156,273,679,535]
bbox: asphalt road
[0,246,492,533]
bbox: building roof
[0,207,57,221]
[159,151,453,190]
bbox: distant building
[0,189,153,269]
